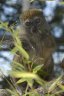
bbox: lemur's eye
[25,20,32,26]
[34,17,41,24]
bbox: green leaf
[16,78,26,84]
[28,90,41,96]
[15,43,29,60]
[34,91,41,96]
[17,77,33,87]
[10,71,38,79]
[6,89,14,95]
[12,60,24,69]
[57,82,64,90]
[33,64,43,73]
[6,89,19,96]
[11,47,18,54]
[0,21,8,28]
[48,75,62,93]
[27,78,33,87]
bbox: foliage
[0,22,64,96]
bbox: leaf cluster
[0,22,64,96]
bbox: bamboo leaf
[57,82,64,90]
[16,78,26,84]
[33,64,43,73]
[15,43,29,60]
[48,75,62,93]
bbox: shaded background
[0,0,64,88]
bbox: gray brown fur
[14,9,56,79]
